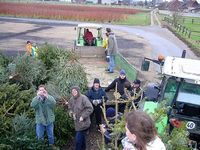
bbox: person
[122,110,166,150]
[105,28,118,73]
[84,29,94,46]
[103,32,109,55]
[105,69,131,113]
[26,41,39,57]
[26,41,32,56]
[30,85,56,147]
[86,78,108,127]
[130,79,143,107]
[31,43,39,58]
[69,86,94,150]
[99,107,123,145]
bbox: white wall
[102,0,118,4]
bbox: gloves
[92,99,102,106]
[79,116,83,122]
[73,113,76,120]
[69,111,76,120]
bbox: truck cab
[142,55,200,148]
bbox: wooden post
[179,25,182,32]
[182,26,185,34]
[188,30,191,38]
[185,28,187,36]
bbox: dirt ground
[0,17,157,85]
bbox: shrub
[37,44,61,70]
[47,57,88,98]
[0,53,10,84]
[9,55,47,89]
[37,43,76,70]
[0,113,45,150]
[54,106,74,146]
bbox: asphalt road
[0,16,197,60]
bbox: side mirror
[141,58,150,71]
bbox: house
[181,0,199,12]
[101,0,118,4]
[167,0,183,11]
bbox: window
[163,78,178,105]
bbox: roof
[162,56,200,83]
[77,23,102,29]
[167,0,183,11]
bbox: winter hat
[71,86,80,98]
[106,28,111,33]
[119,69,126,75]
[106,107,116,118]
[93,78,100,84]
[133,79,141,85]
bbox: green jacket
[31,95,56,125]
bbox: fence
[181,18,200,24]
[164,17,200,41]
[115,53,138,82]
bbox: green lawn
[178,17,200,40]
[116,12,151,26]
[159,14,200,55]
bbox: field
[159,14,200,55]
[0,2,143,23]
[178,17,200,41]
[116,12,151,26]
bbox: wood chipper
[141,50,200,148]
[74,23,105,58]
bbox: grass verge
[116,12,151,26]
[158,14,200,56]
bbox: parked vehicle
[74,23,104,58]
[142,50,200,149]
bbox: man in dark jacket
[131,79,143,107]
[69,86,94,150]
[105,69,131,113]
[86,78,108,127]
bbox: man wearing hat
[69,86,93,150]
[105,28,118,73]
[86,78,108,127]
[105,69,131,113]
[131,79,143,107]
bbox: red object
[170,118,182,128]
[0,2,143,22]
[84,31,93,43]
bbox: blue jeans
[75,130,86,150]
[36,123,54,145]
[108,55,115,72]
